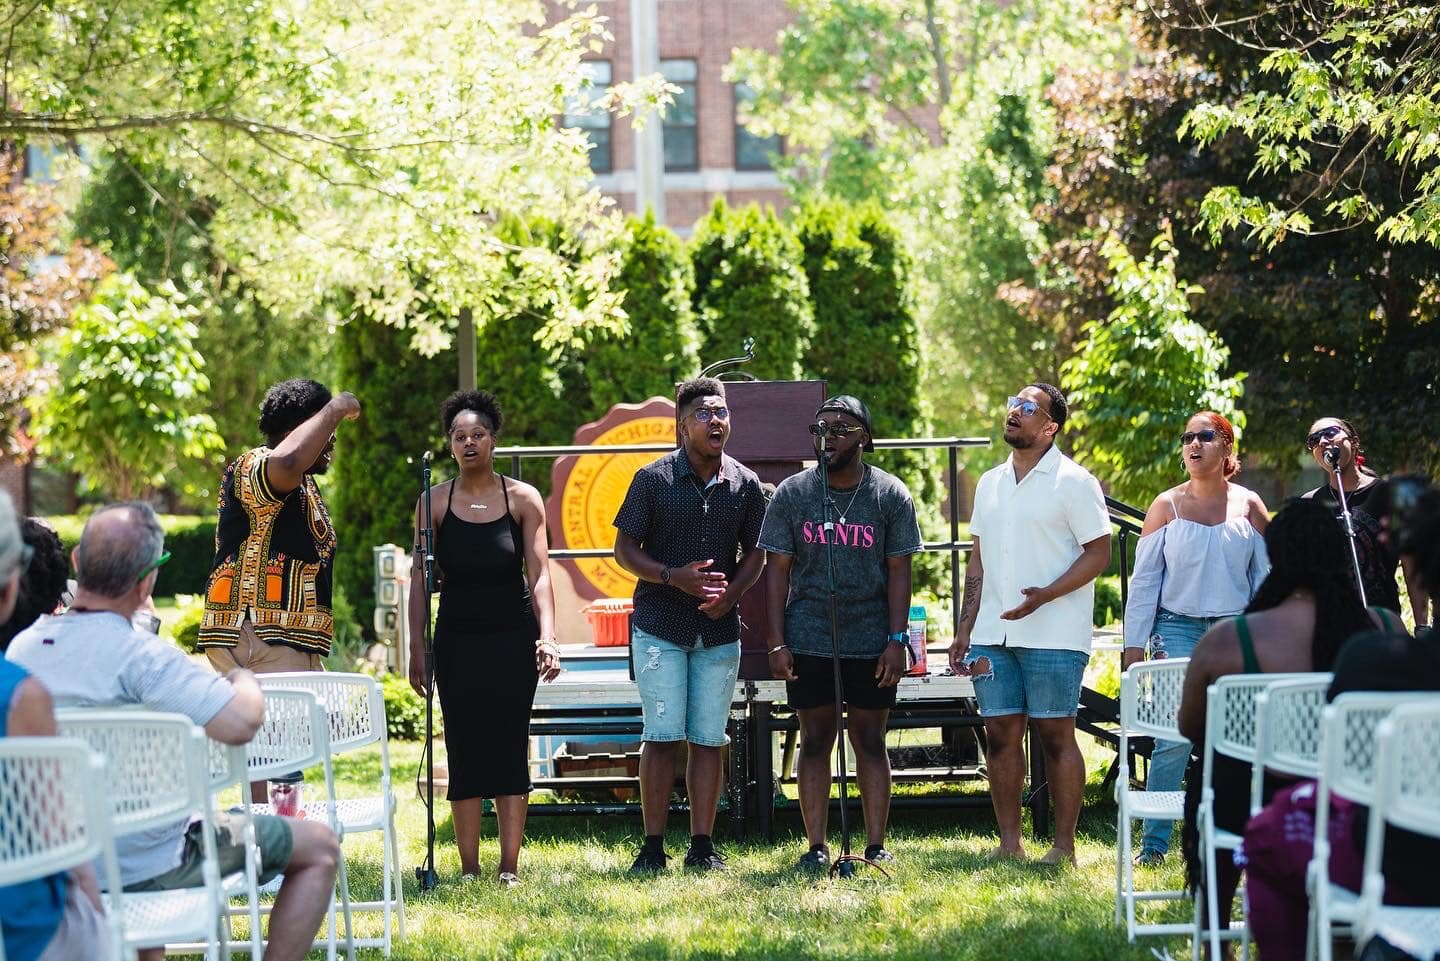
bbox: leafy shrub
[167,593,206,653]
[379,671,427,741]
[48,513,215,596]
[1093,575,1122,628]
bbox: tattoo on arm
[958,574,982,625]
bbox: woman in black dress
[408,389,561,886]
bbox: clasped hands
[667,558,735,620]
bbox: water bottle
[906,604,928,677]
[269,771,304,818]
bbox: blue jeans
[1139,608,1220,855]
[966,644,1090,719]
[632,627,741,748]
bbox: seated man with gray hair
[5,502,340,961]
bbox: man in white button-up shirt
[947,383,1111,866]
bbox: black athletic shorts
[785,652,898,711]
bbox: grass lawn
[222,738,1198,961]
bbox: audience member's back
[0,518,67,651]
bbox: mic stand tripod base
[414,866,439,892]
[829,854,889,881]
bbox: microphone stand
[814,430,886,881]
[1329,454,1368,607]
[415,452,440,892]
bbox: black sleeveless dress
[434,477,539,799]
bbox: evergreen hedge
[691,199,813,378]
[47,513,215,597]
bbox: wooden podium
[721,379,827,680]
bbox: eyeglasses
[1006,396,1051,420]
[809,422,865,439]
[1180,429,1217,445]
[689,406,730,424]
[137,551,171,582]
[1306,425,1345,451]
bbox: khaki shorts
[124,811,293,892]
[204,619,324,674]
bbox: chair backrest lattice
[1323,693,1425,806]
[258,673,383,754]
[0,738,111,886]
[1255,675,1332,777]
[56,710,207,833]
[248,688,328,782]
[1377,701,1440,837]
[1121,658,1190,741]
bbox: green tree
[1060,232,1245,505]
[28,274,225,501]
[4,0,672,347]
[1176,1,1440,248]
[582,212,701,419]
[331,316,456,630]
[690,199,813,379]
[795,199,947,592]
[69,153,331,500]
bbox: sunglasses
[1180,429,1217,445]
[1006,396,1051,420]
[689,406,730,424]
[1306,425,1345,451]
[137,550,171,582]
[809,422,865,439]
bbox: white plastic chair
[230,686,356,961]
[255,672,404,955]
[1194,672,1317,961]
[1306,692,1427,961]
[1356,699,1440,961]
[208,737,264,959]
[56,710,227,961]
[1114,657,1192,941]
[1249,675,1332,817]
[0,736,131,961]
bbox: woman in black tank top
[408,390,561,886]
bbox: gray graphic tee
[758,464,922,658]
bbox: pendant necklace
[831,468,868,526]
[691,476,718,516]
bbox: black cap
[817,395,875,452]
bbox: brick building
[558,0,793,231]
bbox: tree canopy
[3,0,669,348]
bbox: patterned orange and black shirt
[198,447,337,656]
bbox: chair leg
[1206,808,1223,961]
[337,851,356,961]
[390,804,407,944]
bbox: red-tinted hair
[1194,411,1240,478]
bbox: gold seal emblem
[547,398,677,601]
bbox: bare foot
[1037,846,1076,867]
[984,845,1026,862]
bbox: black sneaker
[864,844,896,864]
[629,847,669,874]
[683,846,727,871]
[796,846,830,872]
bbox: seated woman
[1176,499,1377,949]
[1245,486,1440,961]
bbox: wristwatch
[886,631,909,647]
[659,566,671,585]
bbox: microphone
[1324,446,1341,469]
[422,450,432,466]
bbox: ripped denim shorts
[631,626,741,747]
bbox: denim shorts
[966,644,1090,719]
[632,627,741,747]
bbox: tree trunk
[924,0,952,113]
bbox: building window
[661,59,698,172]
[564,60,613,174]
[734,83,781,171]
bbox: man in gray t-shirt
[758,395,922,870]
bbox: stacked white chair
[1114,657,1192,941]
[56,710,227,961]
[1194,672,1318,961]
[1249,675,1332,816]
[1356,700,1440,961]
[240,686,356,961]
[1305,692,1423,961]
[255,672,404,955]
[0,736,130,961]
